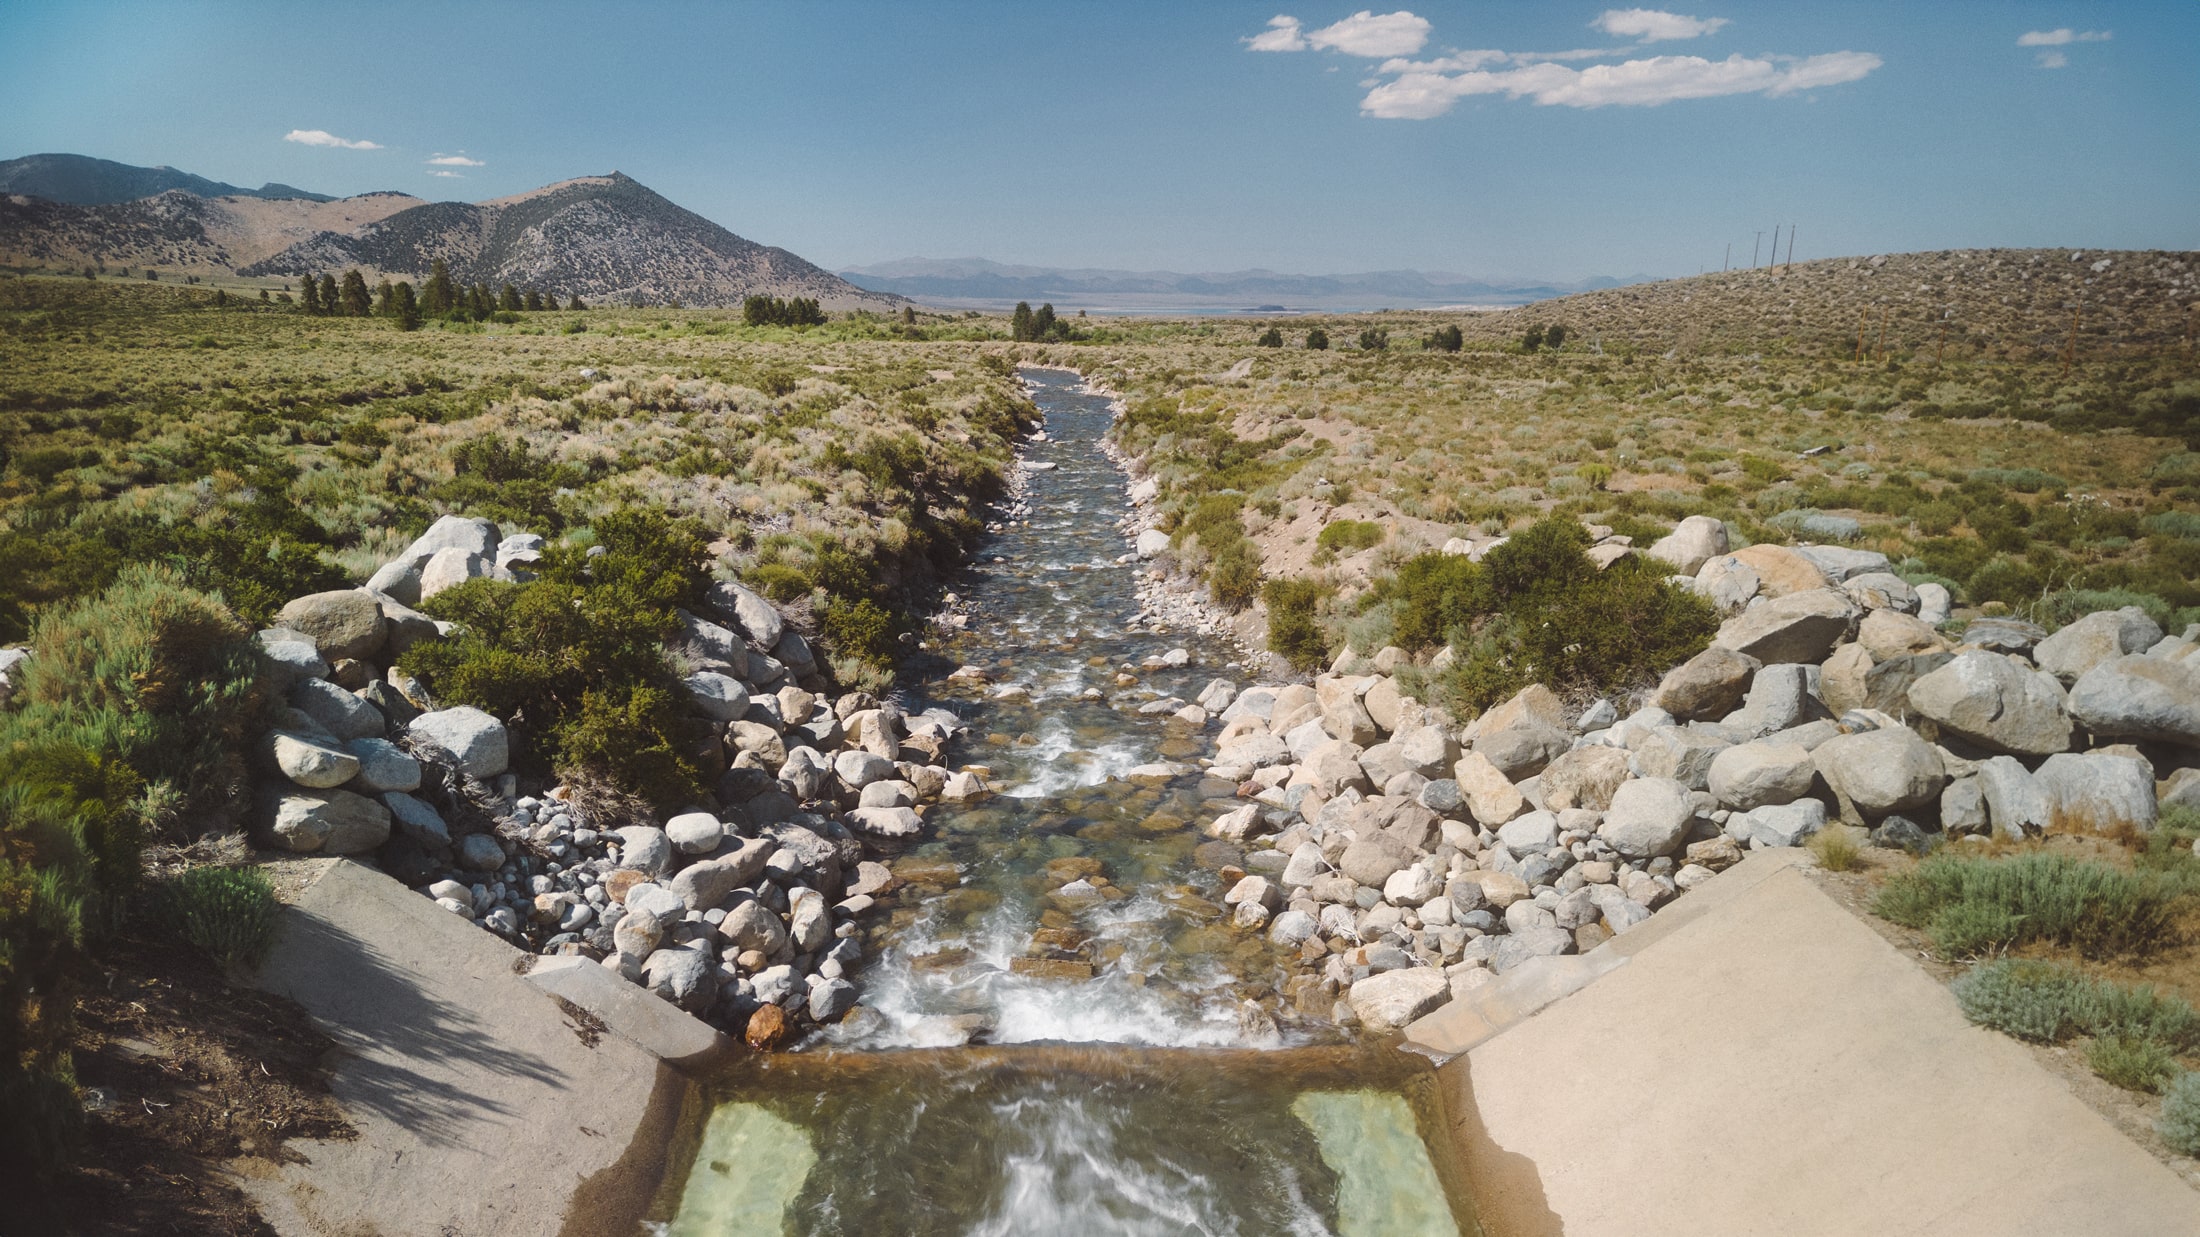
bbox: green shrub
[1967,556,2046,607]
[1264,577,1329,671]
[404,509,713,808]
[11,564,261,821]
[1387,552,1487,649]
[2162,1072,2200,1155]
[1209,540,1263,612]
[155,865,281,972]
[1875,853,2187,960]
[1315,519,1385,560]
[2145,510,2200,540]
[2030,587,2183,632]
[1969,467,2065,494]
[1951,959,2096,1042]
[2090,1035,2181,1093]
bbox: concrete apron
[1406,850,2200,1237]
[243,858,730,1237]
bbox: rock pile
[245,513,993,1047]
[1192,569,2199,1035]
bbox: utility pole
[1768,226,1781,273]
[1784,225,1796,271]
[1724,243,1731,273]
[1752,231,1764,269]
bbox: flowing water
[656,369,1477,1235]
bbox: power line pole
[1723,243,1731,273]
[1784,225,1796,271]
[1752,231,1764,269]
[1768,225,1781,273]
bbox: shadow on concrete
[268,904,564,1148]
[1436,1056,1564,1237]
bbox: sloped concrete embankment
[246,858,727,1236]
[1412,850,2200,1237]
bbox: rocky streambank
[1145,542,2200,1038]
[237,513,998,1049]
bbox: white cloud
[284,128,380,150]
[1360,50,1881,117]
[428,169,464,178]
[1593,8,1729,42]
[427,153,485,167]
[2018,28,2111,46]
[2035,50,2069,69]
[1308,10,1430,56]
[1247,15,1306,52]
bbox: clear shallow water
[660,369,1475,1235]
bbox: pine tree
[524,289,543,311]
[1305,327,1329,350]
[499,283,522,313]
[567,294,585,311]
[318,274,340,316]
[1257,326,1284,348]
[422,259,455,317]
[339,270,372,317]
[394,281,421,331]
[375,279,395,316]
[1010,301,1034,341]
[1033,303,1058,340]
[299,272,322,315]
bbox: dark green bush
[403,509,713,808]
[1875,853,2188,960]
[1314,519,1384,560]
[1416,517,1717,713]
[155,865,281,972]
[1264,577,1329,671]
[1387,552,1487,649]
[1209,540,1264,612]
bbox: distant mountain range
[0,152,332,205]
[836,257,1654,311]
[0,154,899,310]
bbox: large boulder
[2068,655,2200,748]
[1628,727,1729,791]
[260,787,391,854]
[1714,589,1860,665]
[1347,967,1450,1032]
[668,838,774,908]
[1916,583,1953,626]
[1813,727,1946,821]
[381,790,449,846]
[1791,545,1890,584]
[1908,651,2074,757]
[1475,684,1568,738]
[1694,555,1762,615]
[1859,652,1955,721]
[253,628,329,691]
[674,609,749,678]
[708,579,784,648]
[1452,750,1527,826]
[291,678,386,741]
[417,547,491,601]
[641,947,717,1013]
[1732,799,1828,848]
[683,671,750,722]
[275,590,388,662]
[1857,609,1944,660]
[1707,741,1818,811]
[1338,830,1421,888]
[1719,663,1830,739]
[1977,756,2050,840]
[1597,777,1693,858]
[1728,544,1831,597]
[1843,572,1920,614]
[262,730,360,789]
[1472,723,1571,780]
[403,514,500,562]
[721,900,790,956]
[1541,746,1632,812]
[343,736,420,793]
[408,706,510,778]
[2035,608,2165,683]
[1818,643,1874,717]
[1647,515,1729,576]
[2035,751,2157,834]
[1963,617,2048,654]
[1654,645,1760,721]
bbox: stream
[656,369,1476,1235]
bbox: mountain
[835,256,1652,311]
[239,173,896,310]
[0,156,900,311]
[0,153,333,205]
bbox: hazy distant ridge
[0,153,331,205]
[837,256,1653,306]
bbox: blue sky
[1,2,2193,279]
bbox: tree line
[1010,301,1074,342]
[297,258,584,329]
[742,295,828,327]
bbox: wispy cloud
[1593,8,1729,43]
[1362,51,1882,118]
[284,128,380,150]
[426,153,485,167]
[428,169,464,178]
[1248,10,1431,57]
[2018,28,2111,47]
[1251,10,1879,119]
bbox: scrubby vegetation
[1874,852,2197,961]
[153,864,282,973]
[1955,959,2200,1090]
